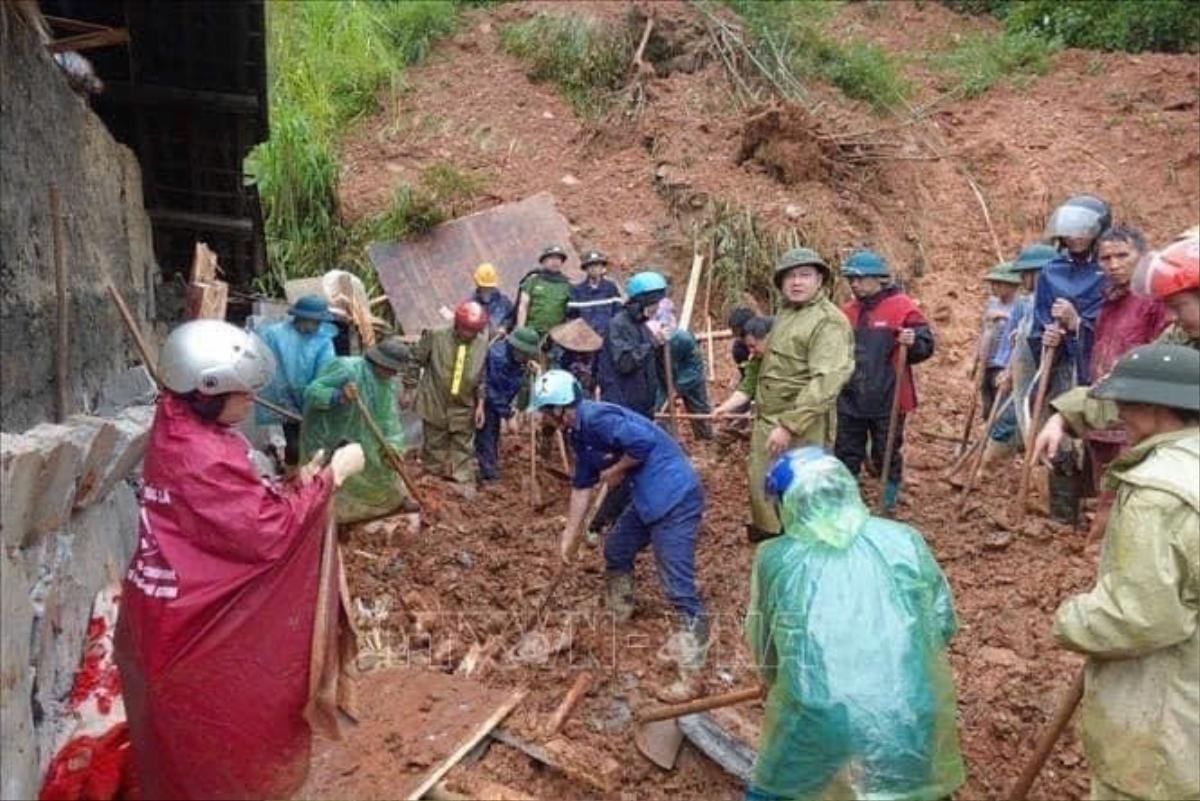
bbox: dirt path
[327,3,1200,799]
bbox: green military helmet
[364,336,410,372]
[506,326,543,357]
[985,262,1021,285]
[1011,243,1057,272]
[773,247,830,288]
[539,244,568,264]
[1089,344,1200,412]
[580,250,609,268]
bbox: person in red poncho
[114,320,365,801]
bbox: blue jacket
[993,294,1034,368]
[596,306,662,418]
[567,278,622,337]
[570,400,700,524]
[1030,253,1105,384]
[471,288,515,334]
[483,340,527,417]
[255,319,337,423]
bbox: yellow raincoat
[1053,427,1200,800]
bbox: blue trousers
[475,407,503,480]
[603,484,705,621]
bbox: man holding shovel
[1042,344,1199,801]
[529,369,708,703]
[833,249,934,513]
[300,336,418,524]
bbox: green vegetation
[726,0,910,112]
[943,0,1199,54]
[499,13,634,117]
[362,163,486,242]
[934,29,1059,98]
[246,1,466,295]
[706,202,825,313]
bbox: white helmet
[159,320,276,395]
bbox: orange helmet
[453,300,488,333]
[1132,233,1199,300]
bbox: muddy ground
[323,1,1199,798]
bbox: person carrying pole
[254,293,339,465]
[747,248,854,542]
[744,447,965,801]
[115,320,366,800]
[413,300,490,491]
[833,249,934,513]
[476,326,542,482]
[530,369,708,702]
[1041,344,1199,801]
[300,336,418,523]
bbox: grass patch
[362,163,488,242]
[726,0,910,113]
[934,29,1059,97]
[246,1,464,295]
[499,12,634,118]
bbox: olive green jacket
[412,327,487,430]
[755,293,855,445]
[1053,427,1200,800]
[522,271,572,335]
[1053,323,1199,434]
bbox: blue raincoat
[254,320,337,424]
[1030,253,1105,384]
[746,448,965,801]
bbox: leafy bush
[727,0,910,112]
[499,13,633,117]
[935,29,1060,97]
[943,0,1199,53]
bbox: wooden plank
[185,279,228,320]
[544,671,593,737]
[407,689,528,800]
[678,253,704,333]
[490,727,620,794]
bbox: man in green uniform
[300,336,417,523]
[748,248,855,541]
[413,300,489,489]
[517,245,573,337]
[1049,345,1199,801]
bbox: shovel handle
[637,686,763,723]
[351,392,425,508]
[1007,667,1085,800]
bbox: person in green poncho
[517,244,573,336]
[745,446,965,801]
[299,336,417,524]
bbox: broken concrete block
[64,415,118,511]
[94,364,157,417]
[1,432,42,552]
[0,551,36,801]
[93,404,154,500]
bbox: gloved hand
[330,443,366,487]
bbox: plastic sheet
[746,448,965,800]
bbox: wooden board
[368,192,582,334]
[300,669,525,801]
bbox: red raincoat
[114,393,332,800]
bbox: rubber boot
[605,571,635,623]
[655,616,709,703]
[883,479,900,514]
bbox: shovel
[634,686,763,769]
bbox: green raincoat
[300,356,407,523]
[746,448,965,800]
[1053,322,1199,434]
[749,292,854,532]
[1053,427,1200,801]
[412,326,487,481]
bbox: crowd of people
[111,195,1198,800]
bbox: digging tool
[1014,340,1059,525]
[956,354,982,457]
[655,411,751,422]
[877,343,909,514]
[349,389,427,510]
[1007,667,1085,800]
[954,388,1012,520]
[525,484,609,628]
[661,341,682,436]
[635,686,763,770]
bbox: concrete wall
[0,6,157,433]
[1,9,161,800]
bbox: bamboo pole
[1007,668,1086,800]
[956,353,982,457]
[661,341,682,436]
[351,390,426,509]
[954,389,1010,520]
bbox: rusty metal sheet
[368,192,582,334]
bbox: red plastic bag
[114,395,332,800]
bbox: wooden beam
[100,80,261,113]
[678,253,704,333]
[49,27,129,53]
[147,208,255,235]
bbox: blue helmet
[1012,242,1057,272]
[841,250,890,278]
[626,270,668,299]
[527,369,582,411]
[765,447,869,546]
